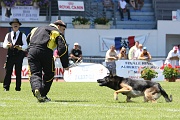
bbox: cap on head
[9,18,22,26]
[54,20,66,28]
[143,47,147,50]
[173,46,178,51]
[74,42,79,46]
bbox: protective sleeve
[56,35,69,68]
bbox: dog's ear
[108,71,113,77]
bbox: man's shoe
[128,18,132,21]
[43,96,51,102]
[34,89,45,102]
[121,18,124,21]
[15,88,21,91]
[3,88,9,91]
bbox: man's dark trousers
[3,53,24,91]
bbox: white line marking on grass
[0,103,6,107]
[50,102,180,112]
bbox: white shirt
[3,30,27,51]
[165,50,179,67]
[128,45,138,60]
[119,0,126,9]
[105,49,117,62]
[135,49,143,59]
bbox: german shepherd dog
[97,72,172,103]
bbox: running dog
[97,72,172,103]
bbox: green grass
[0,81,180,120]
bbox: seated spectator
[178,45,180,65]
[134,44,143,59]
[69,42,82,63]
[164,46,179,67]
[125,0,136,10]
[103,0,114,9]
[118,0,131,21]
[128,41,139,60]
[138,47,152,61]
[53,49,61,81]
[105,45,118,62]
[102,0,114,18]
[135,0,144,10]
[118,47,128,59]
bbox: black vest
[7,32,24,57]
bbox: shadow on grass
[53,100,89,102]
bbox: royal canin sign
[58,1,85,11]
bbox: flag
[100,34,148,51]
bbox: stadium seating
[1,0,179,29]
[153,0,180,20]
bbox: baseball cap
[143,47,147,50]
[74,42,79,46]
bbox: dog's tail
[158,83,172,102]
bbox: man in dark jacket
[27,20,69,102]
[3,18,27,91]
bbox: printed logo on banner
[12,58,64,79]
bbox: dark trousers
[3,54,24,90]
[119,8,131,19]
[28,47,55,97]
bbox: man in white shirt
[105,45,118,62]
[165,46,179,67]
[3,18,27,91]
[118,0,131,21]
[128,41,139,60]
[178,45,180,65]
[134,44,143,59]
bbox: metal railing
[153,0,180,20]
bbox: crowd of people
[105,41,152,62]
[105,42,180,66]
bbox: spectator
[102,0,114,18]
[53,49,59,61]
[2,18,27,91]
[53,49,59,81]
[103,0,114,9]
[138,47,152,62]
[125,0,136,10]
[134,44,143,59]
[27,20,69,102]
[135,0,144,10]
[178,45,180,65]
[118,0,131,21]
[164,46,179,67]
[69,42,82,63]
[105,45,118,62]
[128,41,139,60]
[118,47,127,59]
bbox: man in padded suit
[27,20,69,102]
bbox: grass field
[0,81,180,120]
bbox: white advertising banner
[2,6,39,21]
[103,60,164,81]
[64,63,109,82]
[12,58,64,79]
[58,1,85,11]
[12,58,164,82]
